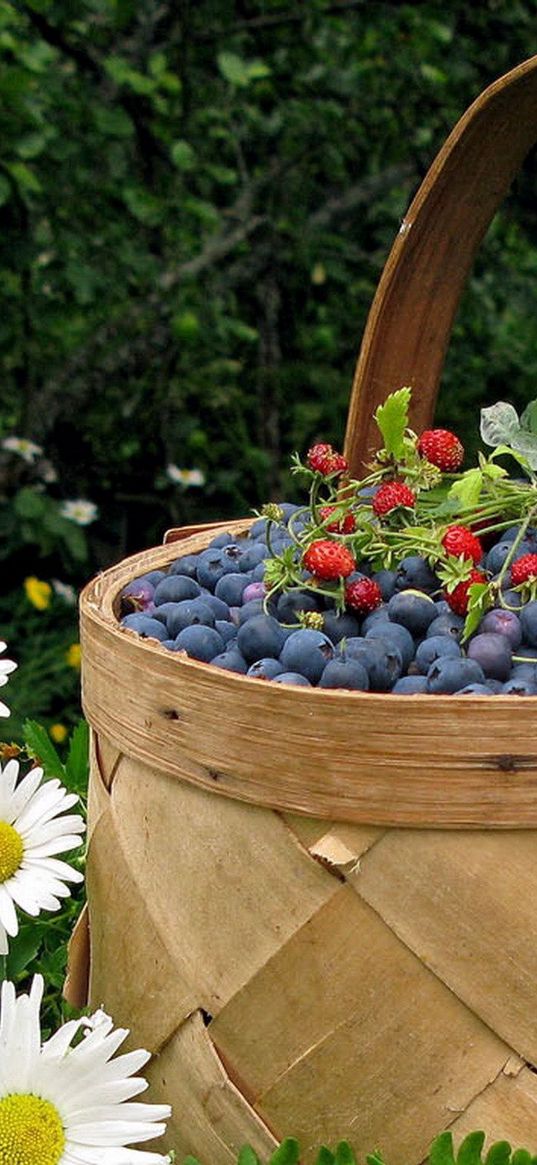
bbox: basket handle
[344,54,537,475]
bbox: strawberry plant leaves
[23,719,65,779]
[238,1148,261,1165]
[365,1152,386,1165]
[511,1152,534,1165]
[269,1140,300,1165]
[335,1143,357,1165]
[315,1149,335,1165]
[64,719,90,795]
[457,1132,487,1165]
[484,1143,513,1165]
[374,387,411,459]
[480,402,520,448]
[520,399,537,435]
[448,469,484,509]
[462,582,491,642]
[430,1132,457,1165]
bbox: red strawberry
[417,428,464,471]
[372,481,416,517]
[444,569,487,615]
[307,443,348,476]
[344,577,382,614]
[303,539,356,580]
[441,525,483,564]
[319,505,356,534]
[510,554,537,586]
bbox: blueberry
[361,607,391,634]
[479,609,522,649]
[280,629,334,683]
[343,637,403,691]
[175,625,225,662]
[365,622,414,670]
[200,592,230,620]
[273,672,312,686]
[215,619,237,644]
[239,598,271,624]
[220,543,248,573]
[238,543,269,572]
[154,575,201,604]
[392,675,429,694]
[456,684,494,695]
[511,662,537,683]
[426,613,465,641]
[467,632,512,680]
[139,570,166,586]
[196,550,227,590]
[168,555,199,579]
[394,556,439,594]
[388,589,437,636]
[426,657,486,694]
[208,531,235,548]
[500,589,523,609]
[485,539,533,574]
[120,613,169,641]
[502,677,537,694]
[120,578,155,616]
[371,569,397,601]
[319,659,369,690]
[414,635,462,674]
[247,658,285,679]
[278,502,302,523]
[513,644,537,660]
[252,562,267,581]
[322,611,361,645]
[243,581,266,605]
[215,572,252,606]
[276,591,322,623]
[237,615,286,663]
[211,650,248,674]
[250,517,268,538]
[434,600,452,616]
[520,600,537,646]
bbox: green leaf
[365,1152,386,1165]
[238,1147,261,1165]
[457,1131,487,1165]
[462,583,491,642]
[488,446,531,473]
[171,140,196,171]
[5,160,42,193]
[448,469,483,509]
[23,719,65,780]
[0,175,10,207]
[373,387,411,459]
[6,927,42,978]
[521,399,537,434]
[123,187,164,226]
[335,1142,357,1165]
[511,1152,533,1165]
[480,402,520,448]
[65,720,90,794]
[181,1157,201,1165]
[484,1143,513,1165]
[14,487,46,520]
[269,1139,300,1165]
[315,1149,335,1165]
[217,51,251,87]
[429,1131,457,1165]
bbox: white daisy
[0,760,85,954]
[0,974,172,1164]
[166,464,205,487]
[0,643,17,720]
[1,435,43,462]
[60,499,98,526]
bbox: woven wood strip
[349,829,537,1065]
[143,1011,279,1164]
[210,885,513,1163]
[449,1067,537,1150]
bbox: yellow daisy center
[0,822,24,882]
[0,1094,65,1165]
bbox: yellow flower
[49,723,68,743]
[24,577,52,611]
[65,643,81,669]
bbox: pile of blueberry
[119,506,537,695]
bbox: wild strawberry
[444,569,487,615]
[344,577,382,614]
[307,443,348,476]
[441,525,483,564]
[319,505,356,534]
[510,554,537,586]
[372,481,416,517]
[303,539,356,580]
[417,428,464,471]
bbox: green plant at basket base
[260,387,537,640]
[181,1133,537,1165]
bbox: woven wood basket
[69,55,537,1165]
